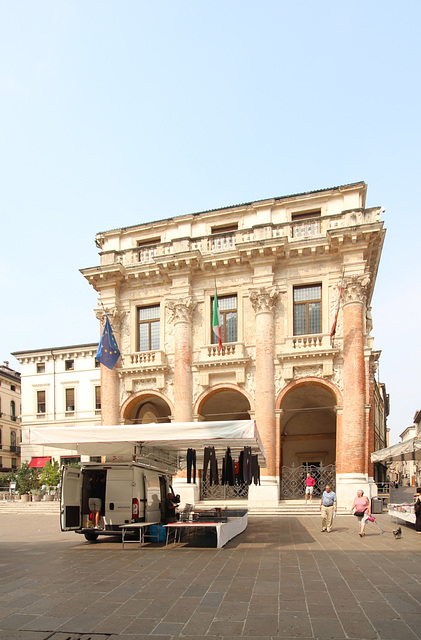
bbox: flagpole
[330,271,344,347]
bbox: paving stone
[181,611,215,635]
[369,617,420,640]
[243,614,278,636]
[310,617,345,639]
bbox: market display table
[164,510,248,548]
[119,521,160,550]
[388,504,416,525]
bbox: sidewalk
[0,511,419,640]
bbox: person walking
[351,489,371,537]
[305,472,316,503]
[319,484,337,532]
[414,497,421,534]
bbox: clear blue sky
[1,1,419,444]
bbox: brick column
[336,275,376,506]
[96,309,123,426]
[167,298,196,423]
[250,288,278,478]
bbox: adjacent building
[0,361,21,474]
[80,181,386,507]
[12,344,101,467]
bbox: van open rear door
[60,466,82,531]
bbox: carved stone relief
[245,371,255,396]
[293,365,323,379]
[274,371,285,396]
[329,366,344,393]
[329,283,343,338]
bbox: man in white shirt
[319,485,337,533]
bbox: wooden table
[119,522,160,550]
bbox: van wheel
[84,532,99,542]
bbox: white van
[61,462,173,542]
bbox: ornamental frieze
[249,287,278,313]
[166,297,197,323]
[293,365,323,379]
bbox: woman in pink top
[351,490,371,537]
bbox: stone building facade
[13,344,101,467]
[81,181,385,508]
[0,361,21,474]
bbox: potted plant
[39,460,60,501]
[31,488,42,502]
[15,462,38,501]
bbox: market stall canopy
[27,420,267,468]
[371,437,421,463]
[28,456,51,468]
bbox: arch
[194,383,255,418]
[276,376,342,410]
[121,390,174,423]
[277,377,340,488]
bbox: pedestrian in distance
[319,484,337,532]
[304,472,315,503]
[351,489,371,537]
[414,497,421,534]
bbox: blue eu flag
[96,316,120,370]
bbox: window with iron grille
[293,285,322,335]
[211,295,237,344]
[138,305,160,351]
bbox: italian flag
[212,288,223,353]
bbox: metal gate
[201,472,249,500]
[280,463,336,499]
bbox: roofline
[12,343,98,357]
[0,367,21,382]
[97,181,367,236]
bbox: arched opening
[121,391,173,424]
[278,380,337,499]
[198,387,252,421]
[195,386,253,500]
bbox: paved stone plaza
[0,512,420,640]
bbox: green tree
[15,462,39,495]
[39,459,60,487]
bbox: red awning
[29,457,51,468]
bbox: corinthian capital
[95,307,125,331]
[342,275,370,306]
[167,297,197,323]
[249,287,278,313]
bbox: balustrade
[101,209,377,266]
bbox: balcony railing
[100,208,381,267]
[124,350,167,368]
[283,334,333,352]
[291,219,321,239]
[199,342,246,360]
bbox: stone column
[249,288,278,481]
[167,298,196,423]
[96,309,124,426]
[337,275,375,504]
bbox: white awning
[27,420,267,467]
[371,437,421,463]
